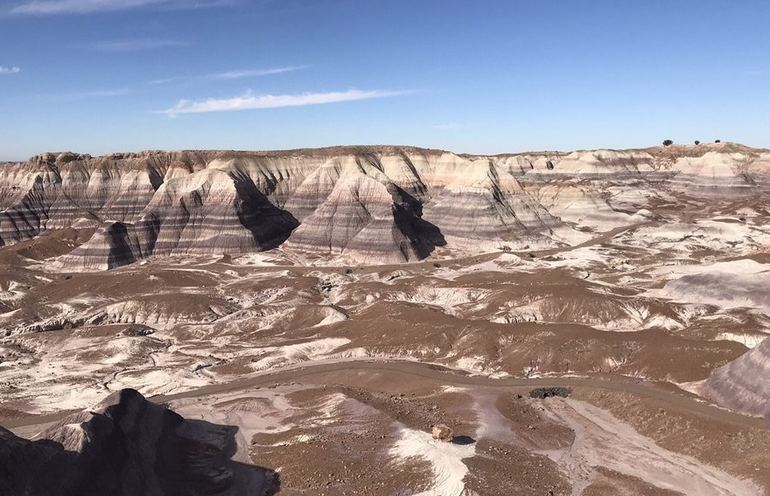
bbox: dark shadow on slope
[231,171,299,250]
[351,150,441,257]
[136,212,161,258]
[104,222,139,269]
[0,388,280,496]
[391,186,447,259]
[83,217,159,270]
[393,204,447,259]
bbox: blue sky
[1,0,769,160]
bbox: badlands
[2,142,770,495]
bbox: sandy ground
[6,359,769,495]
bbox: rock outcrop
[1,143,768,268]
[702,337,770,419]
[0,388,278,496]
[431,424,454,442]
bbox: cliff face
[1,144,768,268]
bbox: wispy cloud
[148,76,180,85]
[8,0,234,15]
[208,66,309,80]
[0,66,21,75]
[54,88,133,100]
[161,89,409,116]
[94,38,188,52]
[432,122,465,130]
[147,66,308,86]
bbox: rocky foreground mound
[1,143,768,268]
[0,389,278,496]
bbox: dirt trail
[539,398,762,496]
[4,358,768,431]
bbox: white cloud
[208,66,308,80]
[94,39,188,52]
[0,66,21,75]
[162,89,408,115]
[9,0,233,15]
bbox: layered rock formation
[702,337,770,419]
[0,388,278,496]
[1,143,769,269]
[284,156,444,263]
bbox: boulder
[431,424,453,442]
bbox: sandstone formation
[0,388,278,496]
[2,143,767,269]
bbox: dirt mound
[0,389,279,496]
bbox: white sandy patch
[714,332,768,349]
[453,356,487,372]
[250,337,352,370]
[550,225,596,245]
[650,260,770,314]
[313,306,347,327]
[449,355,510,378]
[522,245,619,273]
[641,314,684,331]
[736,207,759,218]
[107,367,210,396]
[0,280,27,301]
[390,427,475,496]
[230,252,286,266]
[386,285,489,316]
[651,259,769,280]
[33,384,106,412]
[676,379,706,396]
[170,386,317,462]
[0,334,115,412]
[626,221,770,257]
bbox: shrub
[529,387,571,399]
[662,139,674,146]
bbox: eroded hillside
[2,142,770,495]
